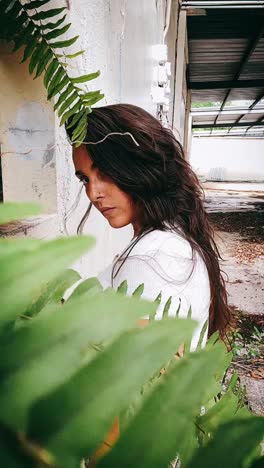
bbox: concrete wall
[166,4,189,147]
[0,0,169,278]
[190,137,264,182]
[0,43,56,213]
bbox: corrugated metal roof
[187,7,264,135]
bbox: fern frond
[39,14,67,31]
[161,296,172,319]
[23,0,51,9]
[58,92,78,117]
[64,50,86,59]
[71,71,100,84]
[34,48,53,78]
[44,23,71,41]
[31,7,66,21]
[0,0,104,145]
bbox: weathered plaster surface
[0,44,57,214]
[1,0,167,277]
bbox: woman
[67,103,230,349]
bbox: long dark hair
[67,103,230,338]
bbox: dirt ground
[207,197,264,415]
[210,211,264,316]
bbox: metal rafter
[191,107,264,116]
[189,79,264,89]
[192,120,264,128]
[213,22,264,131]
[245,113,264,133]
[182,1,264,8]
[227,89,264,132]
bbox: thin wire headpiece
[73,131,140,147]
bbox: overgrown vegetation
[0,203,264,467]
[0,0,104,145]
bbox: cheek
[112,189,137,226]
[120,194,136,219]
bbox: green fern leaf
[6,0,21,18]
[47,66,64,92]
[55,75,71,95]
[29,41,47,74]
[72,116,88,144]
[21,35,40,63]
[74,125,89,147]
[66,109,86,131]
[81,90,101,100]
[58,74,71,95]
[34,49,53,79]
[32,7,66,21]
[64,50,86,59]
[43,59,59,88]
[50,36,79,48]
[153,292,162,307]
[39,14,67,31]
[0,0,12,13]
[53,85,74,111]
[60,102,83,126]
[71,71,100,84]
[12,21,35,52]
[44,23,71,41]
[197,320,208,350]
[13,10,28,30]
[82,93,104,106]
[58,92,78,117]
[72,122,88,143]
[187,305,192,319]
[175,298,181,317]
[132,284,144,299]
[47,73,68,100]
[71,116,88,141]
[162,296,172,319]
[23,0,51,9]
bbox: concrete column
[172,9,187,145]
[166,0,180,126]
[184,89,192,160]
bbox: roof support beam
[249,90,264,108]
[188,79,264,89]
[245,114,264,132]
[191,107,264,116]
[192,120,264,128]
[182,1,264,9]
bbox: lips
[101,207,116,215]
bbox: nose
[85,176,105,203]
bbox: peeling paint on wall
[8,102,54,162]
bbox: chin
[108,218,130,229]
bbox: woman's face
[73,145,139,232]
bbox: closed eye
[75,171,89,185]
[79,175,89,185]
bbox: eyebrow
[75,170,85,178]
[75,163,97,178]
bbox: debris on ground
[207,191,264,416]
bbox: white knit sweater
[98,229,210,350]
